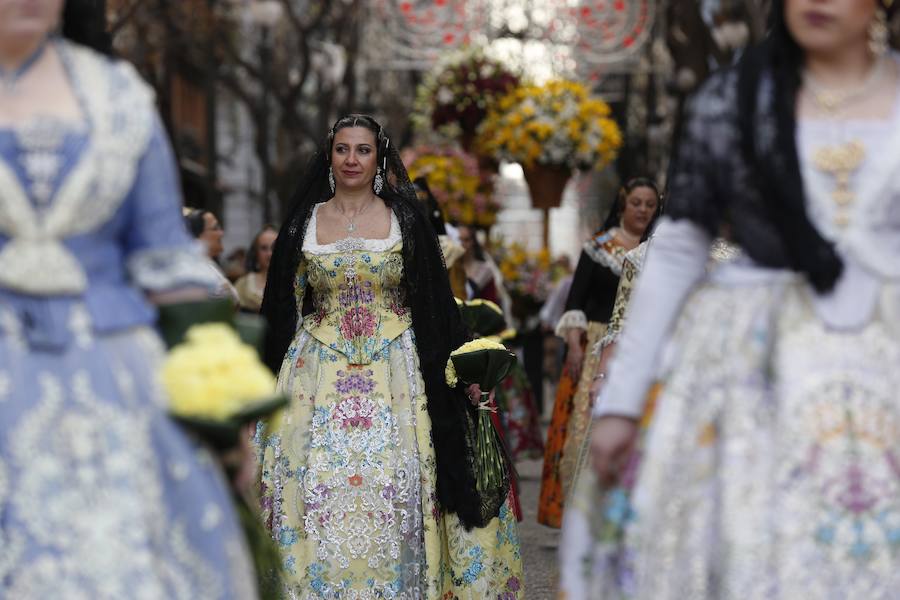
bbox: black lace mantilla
[666,61,842,290]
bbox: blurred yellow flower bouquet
[157,299,286,596]
[162,323,285,441]
[476,79,622,170]
[405,145,500,228]
[494,241,564,316]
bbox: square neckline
[303,203,402,254]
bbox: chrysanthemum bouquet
[476,79,622,170]
[158,300,285,446]
[405,145,500,228]
[157,299,285,594]
[445,338,517,518]
[454,297,513,340]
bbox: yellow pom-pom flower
[162,323,276,421]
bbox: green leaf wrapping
[450,347,517,391]
[450,348,517,523]
[475,405,511,520]
[457,300,508,338]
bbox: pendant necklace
[335,197,374,234]
[803,55,887,115]
[812,138,866,228]
[0,36,51,94]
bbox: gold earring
[869,8,889,57]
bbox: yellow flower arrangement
[476,79,622,170]
[162,323,276,420]
[445,338,510,387]
[493,239,569,320]
[405,146,501,228]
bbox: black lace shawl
[261,147,499,530]
[664,59,842,291]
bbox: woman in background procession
[0,1,256,597]
[591,1,900,597]
[257,114,522,598]
[558,238,649,599]
[234,225,276,312]
[458,223,502,304]
[184,207,240,304]
[537,178,660,528]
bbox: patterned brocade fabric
[257,217,523,599]
[303,239,412,366]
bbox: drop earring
[328,167,336,194]
[869,8,889,57]
[373,167,385,195]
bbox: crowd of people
[2,0,899,598]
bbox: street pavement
[516,457,560,599]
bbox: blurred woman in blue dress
[0,1,256,597]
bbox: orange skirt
[537,322,606,528]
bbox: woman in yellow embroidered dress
[257,115,522,599]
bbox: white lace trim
[554,309,588,338]
[126,244,222,293]
[302,203,402,255]
[582,229,626,276]
[624,242,649,272]
[0,41,155,295]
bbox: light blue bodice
[0,42,215,350]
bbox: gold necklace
[812,140,866,228]
[615,227,641,246]
[803,56,887,115]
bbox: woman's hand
[565,330,586,381]
[590,415,638,487]
[466,383,494,407]
[221,423,259,498]
[587,341,614,405]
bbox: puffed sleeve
[123,114,220,293]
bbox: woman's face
[785,0,878,56]
[0,0,63,46]
[256,229,277,272]
[331,126,378,193]
[457,225,476,258]
[200,212,224,259]
[620,186,658,237]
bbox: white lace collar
[302,203,402,255]
[0,40,155,295]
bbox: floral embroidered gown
[257,205,523,599]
